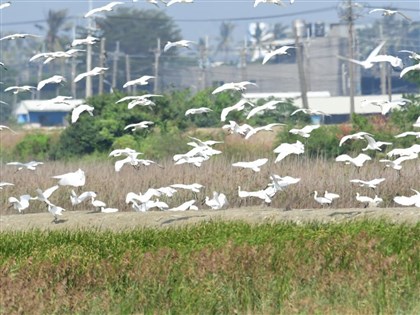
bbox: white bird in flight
[337,41,386,69]
[48,203,66,223]
[244,123,283,140]
[0,182,14,190]
[6,161,44,171]
[238,186,272,204]
[0,2,11,10]
[220,99,254,122]
[273,140,305,163]
[394,189,420,207]
[339,131,372,146]
[289,125,320,138]
[232,158,268,172]
[369,8,412,22]
[166,0,193,7]
[4,85,36,94]
[262,46,295,64]
[123,75,155,88]
[185,107,213,116]
[254,0,284,8]
[37,75,66,91]
[53,168,86,187]
[0,33,40,41]
[246,100,282,119]
[71,35,100,47]
[124,121,154,132]
[163,40,195,52]
[8,195,32,213]
[74,67,108,83]
[0,124,16,133]
[361,135,392,151]
[168,200,199,211]
[84,2,124,18]
[212,81,257,94]
[71,104,94,123]
[290,108,330,116]
[379,154,418,171]
[350,178,386,189]
[335,153,371,168]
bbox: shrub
[13,133,55,160]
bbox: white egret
[238,186,272,204]
[84,2,124,18]
[185,107,212,116]
[362,135,392,151]
[312,191,332,207]
[337,41,385,69]
[400,63,420,78]
[399,50,420,61]
[123,75,155,88]
[268,175,300,192]
[204,191,228,210]
[395,131,420,139]
[350,178,385,189]
[71,190,97,206]
[0,125,16,133]
[71,104,94,123]
[166,0,193,7]
[379,154,418,171]
[116,94,162,105]
[187,136,223,148]
[49,95,73,105]
[356,193,383,208]
[289,125,320,138]
[0,2,11,10]
[244,123,284,140]
[124,121,154,132]
[8,195,31,213]
[163,40,195,52]
[174,156,208,167]
[168,200,198,211]
[71,35,100,47]
[273,140,305,163]
[220,99,254,122]
[0,33,40,41]
[290,108,330,116]
[53,168,86,187]
[34,185,59,203]
[335,153,371,168]
[222,121,253,136]
[394,189,420,207]
[6,161,43,171]
[413,117,420,128]
[387,144,420,157]
[232,158,268,172]
[369,8,412,21]
[262,46,295,64]
[246,100,282,119]
[47,203,65,223]
[0,182,14,190]
[109,147,138,157]
[4,85,36,94]
[170,183,204,193]
[212,81,257,94]
[37,75,66,91]
[324,191,340,203]
[74,67,108,83]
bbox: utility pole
[153,38,161,94]
[199,36,209,90]
[112,41,120,89]
[379,23,387,96]
[125,54,131,94]
[98,37,106,95]
[293,19,309,109]
[85,0,93,98]
[347,0,355,116]
[239,37,247,82]
[71,24,77,98]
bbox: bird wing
[366,41,386,61]
[396,11,412,21]
[262,50,276,65]
[74,72,88,82]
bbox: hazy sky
[1,0,419,44]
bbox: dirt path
[1,207,419,232]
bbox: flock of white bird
[1,1,420,222]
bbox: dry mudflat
[1,207,419,232]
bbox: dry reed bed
[1,153,418,215]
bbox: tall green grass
[1,220,419,314]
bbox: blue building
[14,99,84,126]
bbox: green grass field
[1,220,419,314]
